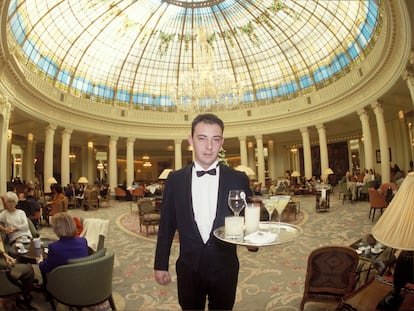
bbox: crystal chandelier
[171,27,243,112]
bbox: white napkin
[244,231,278,244]
[321,188,327,199]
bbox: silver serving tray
[213,222,303,247]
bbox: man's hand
[154,270,171,285]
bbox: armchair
[46,253,116,310]
[137,198,160,236]
[0,268,22,299]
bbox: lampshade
[372,172,414,250]
[291,171,301,177]
[47,177,58,184]
[158,169,173,180]
[77,176,89,184]
[324,168,334,175]
[234,165,256,177]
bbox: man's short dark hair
[191,113,224,137]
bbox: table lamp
[372,172,414,309]
[47,177,58,184]
[235,165,256,177]
[324,168,334,184]
[77,176,89,184]
[158,169,173,180]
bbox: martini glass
[271,195,291,231]
[263,199,276,232]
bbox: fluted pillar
[300,128,312,179]
[358,109,374,170]
[109,136,118,194]
[371,101,390,182]
[0,97,11,193]
[267,140,275,181]
[247,141,255,176]
[44,124,57,191]
[402,69,414,108]
[398,110,411,170]
[238,136,248,167]
[174,139,182,170]
[24,133,35,183]
[61,129,72,187]
[255,135,265,185]
[87,141,94,184]
[316,124,329,179]
[126,137,135,186]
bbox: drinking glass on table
[271,195,291,230]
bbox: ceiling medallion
[162,0,225,8]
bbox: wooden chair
[300,246,359,310]
[99,188,111,207]
[114,187,127,201]
[82,189,99,211]
[339,181,353,204]
[137,198,160,236]
[368,188,388,222]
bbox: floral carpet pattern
[1,192,375,311]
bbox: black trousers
[176,255,239,310]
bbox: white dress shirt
[192,161,219,243]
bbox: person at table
[0,191,32,246]
[45,184,66,219]
[341,171,357,200]
[154,113,253,310]
[0,248,35,309]
[38,212,88,274]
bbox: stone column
[267,139,275,181]
[87,141,94,184]
[247,141,255,177]
[255,135,265,185]
[61,129,72,187]
[24,133,35,183]
[126,137,135,186]
[174,139,182,170]
[109,136,118,194]
[300,127,312,179]
[238,136,248,167]
[0,96,12,193]
[316,124,329,180]
[44,124,57,191]
[358,109,374,171]
[402,69,414,108]
[371,101,390,182]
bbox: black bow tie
[196,168,217,177]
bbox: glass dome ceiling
[7,0,381,111]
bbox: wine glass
[227,190,246,216]
[263,199,276,232]
[271,195,291,230]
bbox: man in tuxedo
[154,113,253,310]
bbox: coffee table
[14,237,55,264]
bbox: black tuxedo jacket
[154,163,252,273]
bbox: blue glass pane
[314,66,332,83]
[38,56,57,77]
[256,87,276,100]
[299,76,312,89]
[133,93,153,105]
[57,70,71,85]
[72,77,93,93]
[23,39,40,63]
[9,12,25,45]
[242,91,254,103]
[96,84,114,98]
[116,90,130,102]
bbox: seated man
[0,191,32,245]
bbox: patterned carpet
[1,192,376,311]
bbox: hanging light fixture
[170,27,243,112]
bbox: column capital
[300,127,309,134]
[109,136,118,142]
[174,139,182,145]
[62,128,73,135]
[127,137,135,144]
[357,108,368,117]
[238,136,247,142]
[46,123,57,131]
[371,100,383,112]
[315,123,325,131]
[254,134,263,140]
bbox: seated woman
[0,191,32,246]
[0,249,35,309]
[38,213,88,274]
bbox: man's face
[188,121,224,170]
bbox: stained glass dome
[7,0,380,111]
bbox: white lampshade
[291,171,301,177]
[235,165,256,177]
[158,169,173,180]
[77,176,89,184]
[324,168,334,175]
[47,177,58,184]
[372,172,414,250]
